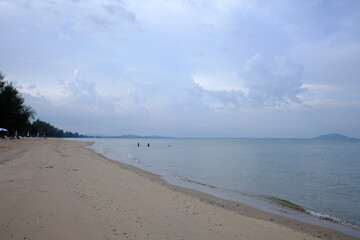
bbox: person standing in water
[137,142,140,147]
[147,143,150,147]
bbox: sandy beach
[0,139,357,240]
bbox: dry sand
[0,138,358,240]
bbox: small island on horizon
[315,133,355,140]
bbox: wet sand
[0,138,358,240]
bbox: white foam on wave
[307,210,360,231]
[101,147,111,155]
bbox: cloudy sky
[1,0,360,138]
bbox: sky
[1,0,360,138]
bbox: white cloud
[2,0,138,39]
[192,54,305,110]
[59,69,118,114]
[241,54,305,106]
[192,72,244,92]
[2,0,360,137]
[124,0,255,29]
[58,33,71,40]
[299,84,360,109]
[27,84,36,89]
[102,0,136,22]
[293,40,360,86]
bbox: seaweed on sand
[264,196,306,212]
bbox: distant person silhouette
[137,142,139,147]
[147,143,150,147]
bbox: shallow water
[83,138,360,232]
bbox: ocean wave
[175,175,217,189]
[127,153,136,160]
[103,147,111,154]
[307,210,360,231]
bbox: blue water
[83,138,360,233]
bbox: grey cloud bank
[1,0,360,138]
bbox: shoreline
[84,136,360,233]
[0,138,359,240]
[85,141,360,239]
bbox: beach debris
[64,168,79,171]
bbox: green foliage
[0,70,85,138]
[30,119,83,138]
[0,71,35,135]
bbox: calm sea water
[83,138,360,234]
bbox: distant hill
[315,133,354,139]
[117,135,173,139]
[93,135,175,139]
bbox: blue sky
[1,0,360,137]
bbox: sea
[75,137,360,237]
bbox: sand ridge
[0,139,358,240]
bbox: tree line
[29,119,86,138]
[0,71,86,138]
